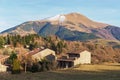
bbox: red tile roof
[24,48,42,56]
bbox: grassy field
[0,63,120,80]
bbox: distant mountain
[1,12,120,41]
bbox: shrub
[39,59,56,71]
[31,63,41,73]
[30,59,56,72]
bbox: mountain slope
[105,26,120,40]
[65,13,108,28]
[1,12,120,41]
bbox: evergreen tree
[8,51,17,64]
[50,42,57,53]
[0,36,5,48]
[57,41,63,53]
[29,43,35,51]
[6,35,11,45]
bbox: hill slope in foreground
[0,64,120,80]
[1,12,120,41]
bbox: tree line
[0,34,66,54]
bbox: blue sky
[0,0,120,32]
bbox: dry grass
[0,64,120,80]
[74,63,120,71]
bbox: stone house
[57,50,91,68]
[31,48,56,61]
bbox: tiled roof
[67,53,80,54]
[67,50,90,54]
[57,59,74,62]
[57,57,76,62]
[25,48,42,56]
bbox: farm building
[57,50,91,68]
[31,48,56,61]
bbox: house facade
[32,48,56,61]
[57,50,91,68]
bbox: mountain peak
[41,12,108,29]
[66,12,85,16]
[64,12,108,28]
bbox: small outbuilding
[0,63,8,72]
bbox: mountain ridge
[1,12,120,41]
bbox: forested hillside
[0,34,120,63]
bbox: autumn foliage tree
[12,59,21,74]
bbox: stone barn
[57,50,91,68]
